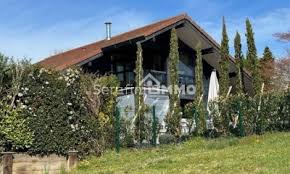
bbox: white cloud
[2,5,290,62]
[0,9,151,62]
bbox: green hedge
[0,102,33,151]
[0,59,119,156]
[18,68,96,156]
[1,54,290,156]
[210,91,290,136]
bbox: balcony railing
[118,69,195,98]
[117,69,195,87]
[144,69,167,86]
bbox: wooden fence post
[67,150,78,171]
[2,152,14,174]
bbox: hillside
[71,132,290,174]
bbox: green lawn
[71,132,290,174]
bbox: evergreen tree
[195,42,203,99]
[245,18,257,73]
[234,32,244,93]
[219,17,230,96]
[245,18,262,95]
[165,28,181,136]
[194,42,206,134]
[134,44,145,143]
[260,46,274,91]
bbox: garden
[0,17,290,174]
[0,55,120,157]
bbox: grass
[71,132,290,174]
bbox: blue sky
[1,0,290,62]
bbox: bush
[210,91,290,137]
[82,74,120,153]
[120,115,135,148]
[2,52,290,156]
[261,91,290,132]
[123,133,135,148]
[13,67,120,157]
[0,102,33,151]
[210,95,256,136]
[16,68,94,156]
[0,54,120,157]
[184,102,206,136]
[159,134,176,144]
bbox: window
[179,52,194,86]
[115,62,134,86]
[179,52,194,77]
[116,64,124,72]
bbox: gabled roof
[38,14,190,70]
[38,13,253,93]
[38,13,251,77]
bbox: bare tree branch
[273,31,290,42]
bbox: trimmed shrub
[17,67,95,156]
[261,91,290,132]
[210,95,256,136]
[15,67,119,157]
[159,134,176,144]
[210,91,290,137]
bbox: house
[39,13,252,120]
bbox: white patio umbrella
[207,70,219,129]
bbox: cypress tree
[165,28,181,136]
[260,46,274,91]
[134,43,145,143]
[194,42,206,134]
[245,18,257,73]
[245,18,261,95]
[219,17,230,96]
[195,42,203,99]
[234,32,244,93]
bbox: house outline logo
[141,73,161,87]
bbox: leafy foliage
[0,56,33,151]
[134,44,146,143]
[219,17,230,96]
[260,47,274,91]
[81,74,120,155]
[183,102,205,136]
[0,103,33,151]
[245,18,262,95]
[210,91,290,136]
[0,65,119,157]
[234,32,244,94]
[0,53,9,94]
[195,42,203,99]
[159,134,176,144]
[166,29,181,137]
[18,68,96,156]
